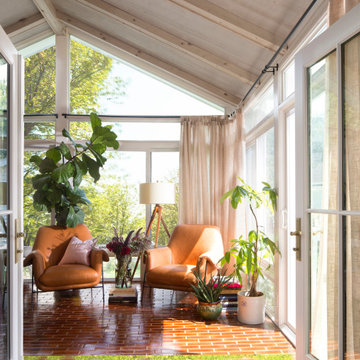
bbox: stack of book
[108,286,137,304]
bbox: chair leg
[102,265,105,303]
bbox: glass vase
[115,254,132,288]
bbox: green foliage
[81,178,146,244]
[190,265,232,303]
[30,113,118,227]
[220,177,280,297]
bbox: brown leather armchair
[143,224,224,293]
[24,224,109,299]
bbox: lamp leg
[146,205,159,237]
[154,205,162,248]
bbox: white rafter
[4,13,46,36]
[33,0,64,35]
[57,11,241,106]
[77,0,257,86]
[168,0,280,52]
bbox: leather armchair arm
[90,248,109,273]
[197,250,223,275]
[23,250,46,279]
[146,247,173,271]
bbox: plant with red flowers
[106,228,151,288]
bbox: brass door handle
[16,232,25,238]
[290,218,302,261]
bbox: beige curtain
[328,0,360,25]
[343,34,360,360]
[179,112,243,252]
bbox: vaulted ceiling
[0,0,327,111]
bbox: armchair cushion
[59,236,98,266]
[38,264,98,290]
[146,264,196,290]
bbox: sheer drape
[179,112,243,251]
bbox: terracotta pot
[237,291,266,324]
[197,301,222,320]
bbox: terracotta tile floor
[23,282,295,356]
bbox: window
[246,127,276,315]
[283,61,295,100]
[244,85,274,132]
[70,37,223,116]
[150,151,179,246]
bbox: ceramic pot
[197,301,222,320]
[237,291,266,324]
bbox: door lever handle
[290,218,302,261]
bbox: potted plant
[106,227,151,288]
[30,113,118,228]
[220,177,279,324]
[190,265,232,321]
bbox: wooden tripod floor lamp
[131,183,175,282]
[139,182,175,248]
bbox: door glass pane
[0,214,8,359]
[345,216,360,359]
[151,152,179,246]
[308,51,338,210]
[310,213,339,359]
[0,55,8,211]
[286,110,296,329]
[343,33,360,211]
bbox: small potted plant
[190,265,232,321]
[220,177,280,324]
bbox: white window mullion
[55,32,70,143]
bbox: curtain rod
[62,113,181,119]
[228,0,319,118]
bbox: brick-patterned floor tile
[23,282,295,356]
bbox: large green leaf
[73,160,82,188]
[82,153,100,182]
[39,158,57,173]
[74,157,87,175]
[29,155,42,166]
[31,174,51,190]
[66,206,85,227]
[46,148,61,164]
[62,128,77,148]
[90,148,106,167]
[90,112,101,130]
[57,142,72,160]
[52,162,74,183]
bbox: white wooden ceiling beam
[57,11,241,106]
[168,0,280,52]
[4,13,46,36]
[32,0,64,35]
[77,0,256,86]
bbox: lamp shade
[139,183,175,204]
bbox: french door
[295,4,360,359]
[0,27,24,359]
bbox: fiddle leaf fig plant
[30,112,119,228]
[220,177,280,297]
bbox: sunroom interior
[0,0,360,358]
